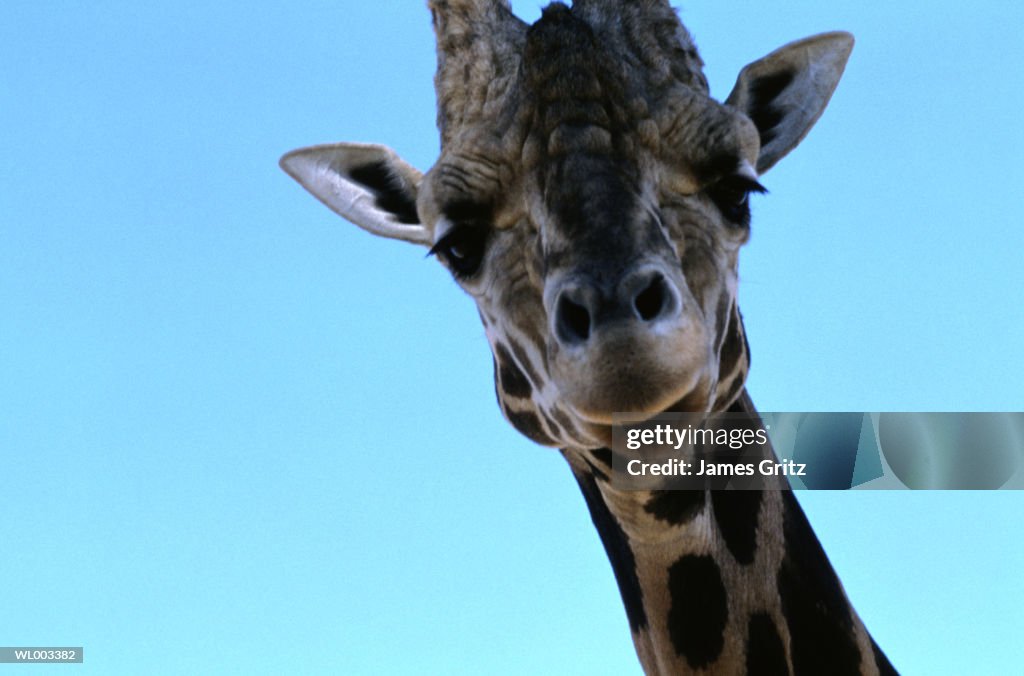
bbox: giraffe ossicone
[282,2,896,674]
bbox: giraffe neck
[561,391,897,675]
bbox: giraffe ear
[726,32,854,174]
[279,143,431,246]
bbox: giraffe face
[415,104,759,448]
[280,2,854,449]
[412,7,763,446]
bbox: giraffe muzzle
[545,264,712,422]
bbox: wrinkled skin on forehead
[417,5,760,446]
[280,1,853,450]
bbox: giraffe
[280,1,897,673]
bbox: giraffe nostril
[556,294,592,345]
[634,275,668,322]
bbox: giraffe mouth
[553,324,716,427]
[571,379,713,425]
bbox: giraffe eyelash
[428,224,489,278]
[706,176,768,226]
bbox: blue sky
[2,1,1022,674]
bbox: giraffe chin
[556,355,714,427]
[569,380,714,449]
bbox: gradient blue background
[2,1,1023,673]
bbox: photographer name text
[626,457,807,477]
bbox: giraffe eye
[429,224,488,278]
[706,175,767,226]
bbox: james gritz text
[626,458,808,477]
[624,424,769,450]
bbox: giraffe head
[281,0,852,449]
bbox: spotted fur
[281,1,886,673]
